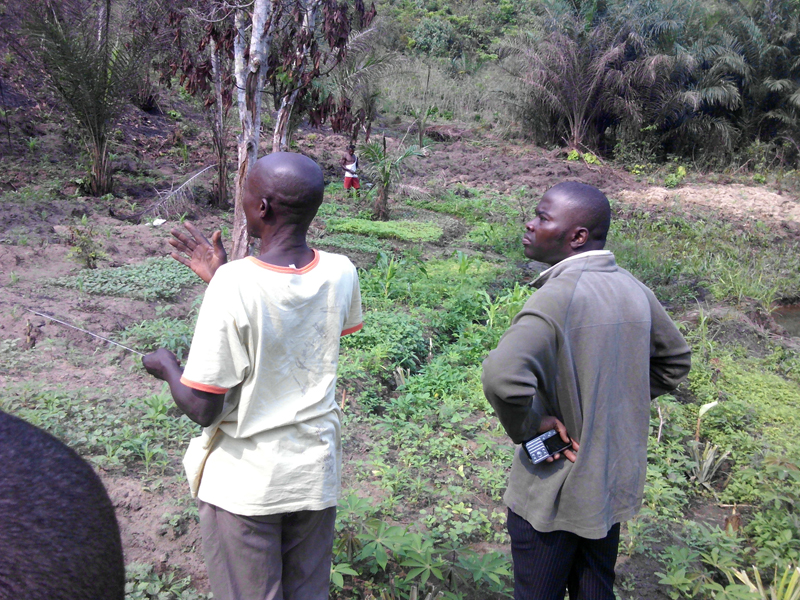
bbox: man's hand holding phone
[524,416,579,464]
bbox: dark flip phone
[523,429,572,464]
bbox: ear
[570,226,589,249]
[259,197,271,219]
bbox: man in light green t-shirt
[143,153,363,600]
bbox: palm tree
[504,15,648,151]
[24,0,142,195]
[359,137,425,220]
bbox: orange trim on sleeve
[180,376,228,394]
[341,323,363,336]
[246,250,320,274]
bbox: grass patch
[468,222,524,257]
[404,187,517,224]
[50,258,199,301]
[0,182,60,205]
[327,218,443,242]
[609,206,800,306]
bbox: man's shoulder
[213,257,257,280]
[317,249,356,268]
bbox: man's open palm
[169,221,227,284]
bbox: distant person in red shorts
[340,143,360,199]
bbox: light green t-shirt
[180,250,362,516]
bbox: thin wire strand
[26,309,145,356]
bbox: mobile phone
[523,429,572,464]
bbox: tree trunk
[89,135,112,196]
[271,0,321,153]
[364,119,372,144]
[209,38,228,208]
[231,1,273,260]
[372,183,390,221]
[273,89,299,152]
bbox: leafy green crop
[327,218,443,242]
[341,310,428,372]
[315,233,391,255]
[121,315,197,360]
[50,257,199,300]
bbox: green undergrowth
[624,312,800,600]
[126,563,211,600]
[120,301,201,361]
[331,250,536,598]
[404,187,518,224]
[327,218,443,242]
[0,181,60,206]
[467,221,525,257]
[50,257,199,300]
[1,383,200,475]
[609,206,800,306]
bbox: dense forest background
[3,0,800,182]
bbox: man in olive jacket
[482,182,691,600]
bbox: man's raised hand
[169,221,227,284]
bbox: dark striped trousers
[507,509,620,600]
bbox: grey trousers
[198,500,337,600]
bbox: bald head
[546,182,611,244]
[245,152,325,228]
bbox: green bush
[341,310,428,371]
[411,17,457,56]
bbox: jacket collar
[533,250,616,289]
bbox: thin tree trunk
[231,1,273,260]
[273,89,299,152]
[210,38,228,208]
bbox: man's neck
[257,227,314,268]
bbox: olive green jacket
[482,251,691,539]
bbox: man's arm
[482,308,560,444]
[647,295,692,397]
[169,221,228,284]
[143,349,225,427]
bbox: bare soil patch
[618,184,800,226]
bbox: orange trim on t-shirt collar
[246,249,320,274]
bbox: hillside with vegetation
[1,0,800,599]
